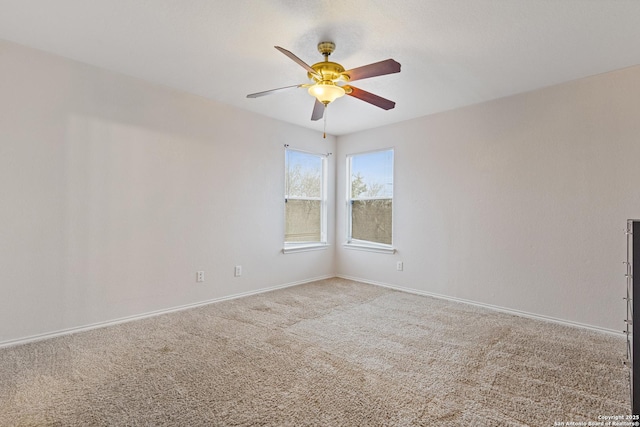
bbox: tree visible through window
[347,149,393,246]
[285,148,326,245]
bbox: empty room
[1,1,639,425]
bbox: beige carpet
[0,278,629,426]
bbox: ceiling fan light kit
[308,82,345,105]
[247,41,401,135]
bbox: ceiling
[1,1,639,136]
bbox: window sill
[343,242,396,254]
[283,243,329,254]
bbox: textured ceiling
[0,0,639,136]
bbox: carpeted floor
[0,278,630,426]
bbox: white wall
[336,66,640,332]
[0,40,336,344]
[2,38,638,344]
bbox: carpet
[0,278,630,426]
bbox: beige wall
[336,65,640,332]
[0,40,336,345]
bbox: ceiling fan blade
[344,59,401,82]
[311,99,325,121]
[246,84,304,98]
[345,86,396,110]
[274,46,321,80]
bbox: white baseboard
[0,275,333,349]
[337,274,623,337]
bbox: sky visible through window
[286,150,322,198]
[287,150,320,172]
[351,149,393,198]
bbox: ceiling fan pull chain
[323,104,328,139]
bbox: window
[346,149,394,252]
[284,147,327,251]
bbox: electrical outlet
[196,271,205,282]
[396,261,403,271]
[234,265,242,277]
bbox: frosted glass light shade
[308,82,345,104]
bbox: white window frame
[345,148,395,254]
[283,147,328,253]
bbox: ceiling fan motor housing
[308,61,347,82]
[307,41,349,82]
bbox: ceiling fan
[247,42,401,123]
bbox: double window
[284,148,327,251]
[346,149,394,251]
[283,147,393,253]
